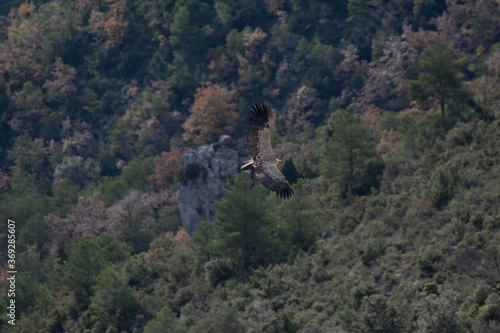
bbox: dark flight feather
[242,101,295,199]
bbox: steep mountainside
[1,0,500,331]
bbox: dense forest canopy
[1,0,500,331]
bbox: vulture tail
[241,160,254,173]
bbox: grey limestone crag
[177,135,240,235]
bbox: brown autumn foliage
[62,131,96,157]
[376,129,401,156]
[46,195,110,251]
[352,29,418,116]
[149,147,186,188]
[105,0,129,48]
[361,108,384,131]
[107,189,178,231]
[164,227,192,249]
[60,117,93,140]
[406,27,437,52]
[88,9,106,39]
[207,49,235,80]
[16,1,36,18]
[173,227,192,248]
[242,27,268,59]
[0,169,11,193]
[286,85,324,137]
[470,76,496,116]
[75,0,92,16]
[263,84,280,99]
[0,46,45,92]
[334,44,362,90]
[43,57,77,104]
[469,50,500,116]
[263,0,284,14]
[89,0,129,49]
[0,3,60,99]
[7,3,43,50]
[432,1,472,49]
[260,52,276,71]
[59,118,97,156]
[182,83,238,145]
[107,190,155,231]
[46,188,178,253]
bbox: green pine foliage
[408,37,467,117]
[210,173,274,269]
[320,106,380,197]
[280,158,300,185]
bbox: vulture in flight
[242,101,295,199]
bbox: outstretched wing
[246,102,270,158]
[254,164,294,199]
[246,101,295,199]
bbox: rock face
[177,135,240,235]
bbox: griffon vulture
[241,102,295,199]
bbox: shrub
[423,282,439,295]
[311,266,332,283]
[179,162,202,184]
[361,244,386,266]
[204,258,234,287]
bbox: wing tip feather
[249,101,269,125]
[274,181,294,200]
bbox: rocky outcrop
[177,135,241,235]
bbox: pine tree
[281,158,300,185]
[182,83,238,145]
[211,173,274,269]
[63,233,131,306]
[320,106,377,196]
[193,219,213,264]
[408,37,466,118]
[88,265,139,328]
[276,179,321,260]
[346,0,376,59]
[64,236,107,305]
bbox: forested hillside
[1,0,500,331]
